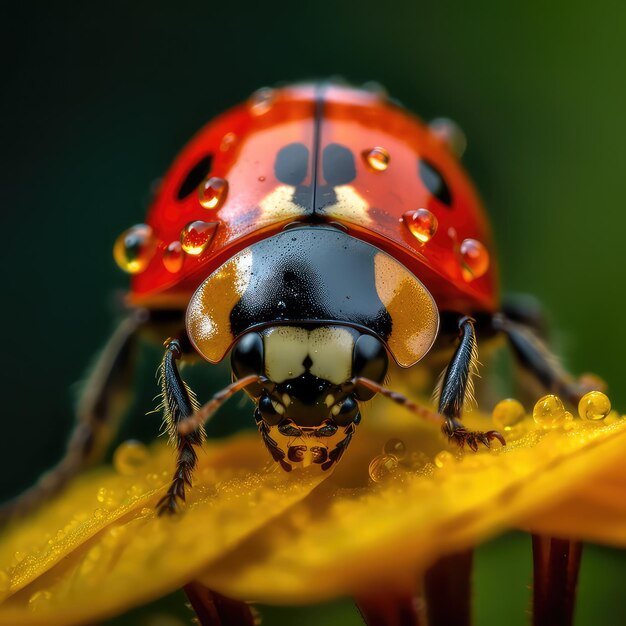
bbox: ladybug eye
[418,158,452,207]
[353,334,388,400]
[177,154,213,200]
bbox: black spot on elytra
[323,143,356,186]
[275,143,309,186]
[177,154,213,200]
[419,159,452,207]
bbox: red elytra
[128,83,498,314]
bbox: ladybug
[5,81,598,517]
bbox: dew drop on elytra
[249,87,276,116]
[113,224,155,274]
[402,208,438,243]
[459,238,489,281]
[578,391,611,421]
[180,220,218,255]
[198,176,228,210]
[162,241,184,273]
[429,117,467,158]
[363,146,390,171]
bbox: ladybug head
[230,325,388,470]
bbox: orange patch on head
[186,249,253,363]
[374,252,439,367]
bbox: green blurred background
[1,1,624,624]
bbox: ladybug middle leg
[438,316,505,451]
[492,310,605,406]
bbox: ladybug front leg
[438,316,505,451]
[156,339,205,516]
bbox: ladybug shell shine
[126,83,498,364]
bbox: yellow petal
[0,435,327,625]
[199,415,626,604]
[2,396,625,622]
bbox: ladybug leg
[0,312,146,522]
[156,339,205,516]
[438,316,506,451]
[493,313,606,406]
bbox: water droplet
[113,440,149,476]
[383,438,407,460]
[29,589,52,611]
[361,80,388,98]
[402,208,438,243]
[146,472,162,487]
[363,147,390,171]
[578,391,611,421]
[533,394,568,428]
[198,176,228,210]
[434,450,455,469]
[249,87,276,116]
[258,175,266,182]
[492,398,526,431]
[220,132,237,152]
[368,454,399,482]
[13,551,25,564]
[94,507,106,519]
[161,241,183,273]
[459,238,489,281]
[113,224,155,273]
[429,117,467,157]
[180,220,218,255]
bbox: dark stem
[423,549,473,626]
[355,591,426,626]
[532,535,583,626]
[183,582,256,626]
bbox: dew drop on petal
[28,590,52,611]
[368,454,399,482]
[578,390,611,421]
[363,147,390,171]
[198,176,228,210]
[249,87,276,116]
[162,241,184,273]
[434,450,455,469]
[533,394,568,428]
[403,208,438,243]
[113,440,149,476]
[180,220,218,255]
[492,398,526,431]
[383,438,407,460]
[113,224,155,273]
[459,238,489,281]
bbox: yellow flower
[0,393,625,625]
